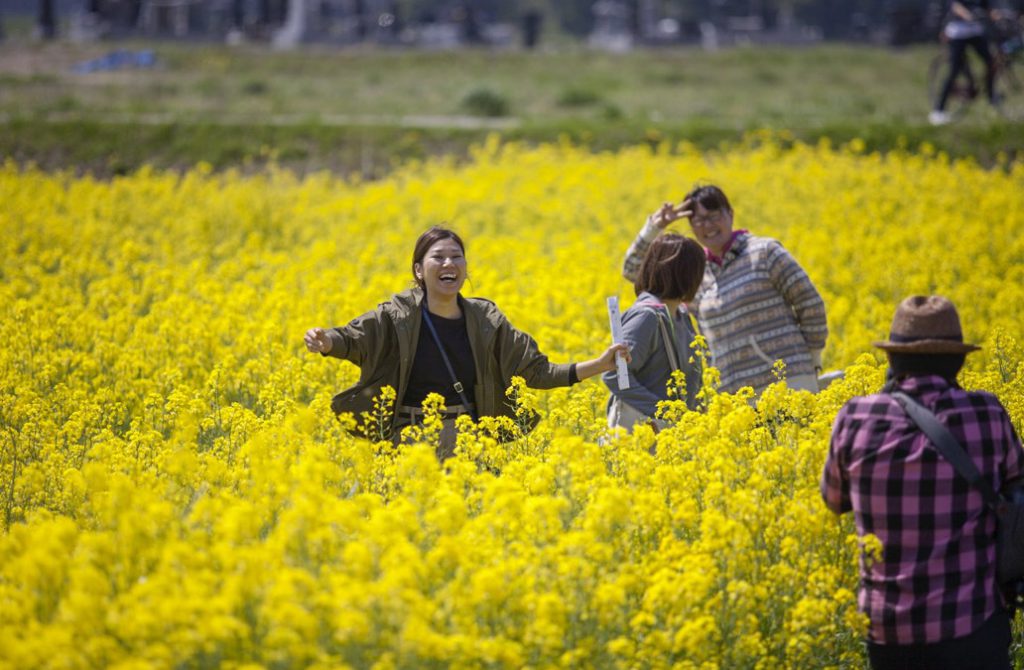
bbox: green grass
[1,39,1021,174]
[0,119,489,177]
[0,42,941,125]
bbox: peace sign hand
[650,200,693,230]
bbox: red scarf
[706,229,749,266]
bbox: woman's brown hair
[634,233,706,302]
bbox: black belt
[397,403,475,420]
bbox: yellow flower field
[2,138,1023,669]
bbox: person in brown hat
[874,294,981,380]
[821,295,1024,670]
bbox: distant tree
[38,0,56,38]
[231,0,245,31]
[458,2,482,42]
[259,0,286,26]
[552,0,594,35]
[772,0,814,27]
[522,6,543,48]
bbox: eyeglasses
[690,210,725,227]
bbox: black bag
[495,403,540,441]
[331,380,395,441]
[998,482,1024,589]
[892,392,1024,592]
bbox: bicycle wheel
[991,17,1024,121]
[927,52,977,120]
[995,58,1024,121]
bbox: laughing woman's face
[688,203,734,256]
[416,238,467,299]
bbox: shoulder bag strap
[891,391,1003,510]
[656,312,682,372]
[636,300,682,372]
[420,306,474,411]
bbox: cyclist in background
[930,0,1001,125]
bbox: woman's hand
[304,327,333,354]
[601,342,632,371]
[650,200,692,230]
[575,343,632,381]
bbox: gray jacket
[602,292,702,418]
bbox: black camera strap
[891,391,1003,510]
[421,304,474,413]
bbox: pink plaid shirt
[821,374,1024,644]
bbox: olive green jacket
[324,288,572,437]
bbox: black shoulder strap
[421,305,474,411]
[891,391,1003,510]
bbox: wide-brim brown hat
[873,295,980,354]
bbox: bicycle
[926,15,1024,122]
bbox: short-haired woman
[305,225,629,458]
[623,185,827,396]
[604,232,706,432]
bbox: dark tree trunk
[522,10,542,48]
[38,0,57,39]
[260,0,285,25]
[353,0,367,40]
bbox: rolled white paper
[607,296,630,390]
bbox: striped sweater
[624,219,827,393]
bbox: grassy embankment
[1,40,1020,175]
